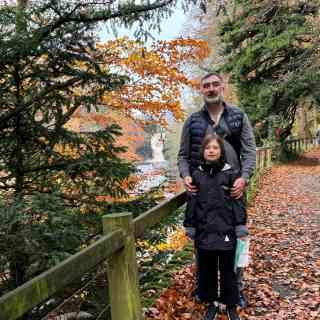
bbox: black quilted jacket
[184,163,247,251]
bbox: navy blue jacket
[178,103,256,181]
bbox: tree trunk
[16,0,28,33]
[8,0,30,290]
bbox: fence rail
[286,137,316,153]
[134,191,187,238]
[0,230,125,320]
[0,138,317,320]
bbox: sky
[99,6,186,42]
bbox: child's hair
[201,134,226,161]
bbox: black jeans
[197,248,239,306]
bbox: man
[178,72,256,317]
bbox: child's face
[203,140,221,161]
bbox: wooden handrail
[0,230,125,320]
[133,190,187,238]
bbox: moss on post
[0,231,124,320]
[103,212,142,320]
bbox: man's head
[200,72,224,104]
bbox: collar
[202,101,231,123]
[199,163,232,172]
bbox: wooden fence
[0,138,317,320]
[286,137,316,154]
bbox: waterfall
[150,132,166,162]
[133,132,168,195]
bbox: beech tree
[98,38,209,123]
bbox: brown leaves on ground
[144,149,320,320]
[145,264,206,320]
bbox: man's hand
[231,177,247,199]
[183,176,198,193]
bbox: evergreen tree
[0,0,208,289]
[219,0,320,141]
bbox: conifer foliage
[219,0,320,140]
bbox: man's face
[200,75,224,104]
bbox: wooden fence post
[257,151,261,171]
[287,142,291,153]
[102,213,142,320]
[267,148,272,167]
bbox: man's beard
[204,93,223,104]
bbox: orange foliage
[68,37,209,160]
[167,227,189,251]
[67,108,145,161]
[97,37,210,125]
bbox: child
[184,134,248,320]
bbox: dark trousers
[236,267,244,291]
[197,248,239,306]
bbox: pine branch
[33,0,175,42]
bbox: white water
[134,132,168,194]
[149,132,166,162]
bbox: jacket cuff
[185,227,196,240]
[241,172,251,183]
[235,225,249,238]
[181,170,191,179]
